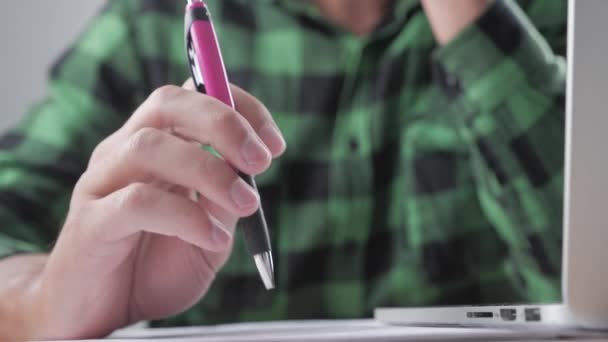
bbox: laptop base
[374,304,585,329]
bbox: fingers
[124,85,273,176]
[182,78,196,90]
[182,79,285,157]
[90,183,233,252]
[128,85,270,174]
[197,195,239,230]
[79,128,260,217]
[91,81,286,175]
[80,81,284,224]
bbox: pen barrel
[186,2,273,257]
[187,3,235,108]
[238,172,272,255]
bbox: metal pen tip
[254,252,275,290]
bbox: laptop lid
[562,0,608,327]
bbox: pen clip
[186,39,206,93]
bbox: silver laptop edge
[376,0,608,329]
[562,0,608,328]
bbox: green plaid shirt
[0,0,566,326]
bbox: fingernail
[258,123,286,156]
[230,178,259,210]
[241,136,271,167]
[211,220,232,247]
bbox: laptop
[375,0,608,330]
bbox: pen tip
[254,252,275,290]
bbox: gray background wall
[0,1,105,131]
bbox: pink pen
[185,0,275,290]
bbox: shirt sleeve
[0,0,144,258]
[432,0,567,300]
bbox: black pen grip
[238,172,272,255]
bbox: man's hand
[20,80,285,339]
[421,0,490,45]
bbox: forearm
[425,0,566,300]
[0,254,46,341]
[421,0,490,45]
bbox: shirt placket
[328,36,374,257]
[326,3,420,243]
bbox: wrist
[23,271,46,340]
[0,254,47,340]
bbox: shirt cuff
[432,0,562,108]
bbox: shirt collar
[254,0,420,37]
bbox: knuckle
[117,183,157,211]
[149,85,182,105]
[143,86,184,128]
[199,155,233,182]
[66,196,89,222]
[174,199,202,224]
[90,142,106,163]
[62,201,91,236]
[89,144,105,164]
[89,132,118,166]
[214,110,248,137]
[195,153,214,178]
[72,171,91,195]
[127,128,164,154]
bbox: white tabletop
[44,319,608,342]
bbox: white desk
[57,319,608,342]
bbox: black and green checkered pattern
[0,0,567,326]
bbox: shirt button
[445,74,457,87]
[349,138,359,152]
[442,73,462,98]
